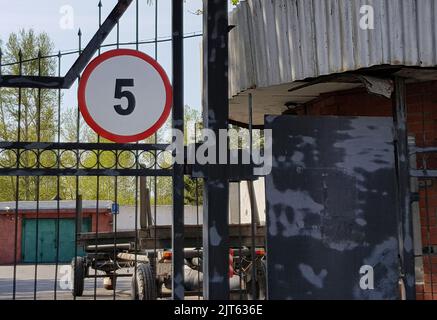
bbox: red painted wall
[0,214,22,266]
[300,80,437,300]
[0,208,112,265]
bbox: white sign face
[78,49,172,143]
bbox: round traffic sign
[78,49,172,143]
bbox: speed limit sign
[78,49,172,143]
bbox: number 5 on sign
[114,79,136,116]
[78,49,172,143]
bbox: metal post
[202,0,230,300]
[172,0,185,300]
[392,77,416,299]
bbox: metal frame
[202,0,231,300]
[171,0,185,301]
[393,77,416,299]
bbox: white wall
[115,178,266,231]
[115,205,203,231]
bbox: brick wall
[301,80,437,300]
[0,214,22,265]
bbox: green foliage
[0,29,57,201]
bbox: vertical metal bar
[95,2,103,299]
[195,123,201,299]
[33,51,42,300]
[392,77,416,299]
[153,0,159,288]
[98,1,102,55]
[237,181,243,299]
[154,0,158,60]
[172,0,185,300]
[132,0,141,300]
[76,196,83,233]
[111,0,122,301]
[12,50,23,300]
[248,93,257,299]
[54,51,62,300]
[116,22,120,49]
[202,0,230,300]
[73,28,82,301]
[112,174,118,300]
[420,96,434,299]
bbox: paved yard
[0,264,132,300]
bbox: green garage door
[22,218,91,263]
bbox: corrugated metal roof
[0,200,112,212]
[229,0,437,98]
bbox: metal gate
[1,0,426,302]
[0,0,250,300]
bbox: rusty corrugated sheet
[229,0,437,98]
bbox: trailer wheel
[71,256,86,297]
[131,263,157,300]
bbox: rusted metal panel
[265,115,400,300]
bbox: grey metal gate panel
[265,115,400,300]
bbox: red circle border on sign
[78,49,173,143]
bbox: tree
[0,29,57,201]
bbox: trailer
[71,186,266,300]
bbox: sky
[0,0,236,122]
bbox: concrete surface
[0,264,132,300]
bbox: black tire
[131,263,157,300]
[71,256,86,297]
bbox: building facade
[0,201,112,265]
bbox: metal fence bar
[248,93,257,299]
[0,168,172,177]
[72,28,83,301]
[172,0,185,301]
[133,0,140,300]
[393,77,416,299]
[202,0,230,300]
[0,142,169,151]
[12,50,23,300]
[152,0,159,297]
[416,89,436,300]
[33,51,43,300]
[53,51,62,300]
[94,1,103,300]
